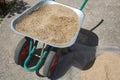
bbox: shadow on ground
[7,0,30,18]
[22,28,99,79]
[31,28,99,79]
[50,28,98,79]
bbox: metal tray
[11,0,85,48]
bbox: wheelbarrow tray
[11,0,85,48]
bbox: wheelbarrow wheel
[14,37,33,67]
[43,51,60,77]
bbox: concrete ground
[0,0,120,80]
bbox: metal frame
[23,0,88,72]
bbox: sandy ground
[0,0,120,80]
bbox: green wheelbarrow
[11,0,88,78]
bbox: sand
[16,4,79,45]
[80,52,120,80]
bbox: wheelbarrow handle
[80,0,88,10]
[52,0,88,11]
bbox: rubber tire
[14,37,33,66]
[43,51,57,77]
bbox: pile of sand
[16,4,79,45]
[80,52,120,80]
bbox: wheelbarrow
[11,0,88,77]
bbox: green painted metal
[80,0,88,10]
[53,0,88,10]
[24,40,48,72]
